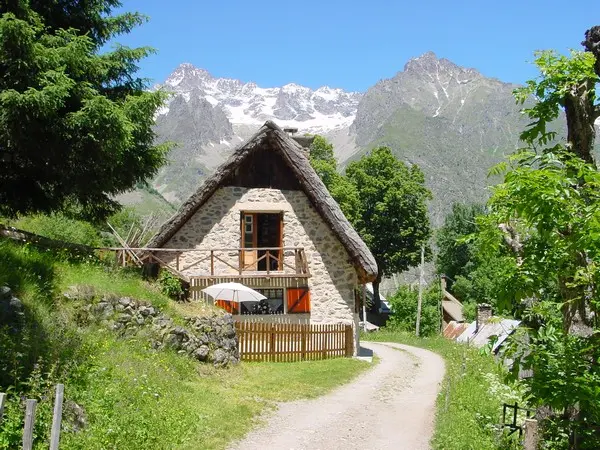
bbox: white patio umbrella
[201,282,266,303]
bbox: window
[240,288,284,314]
[240,212,283,271]
[243,214,254,248]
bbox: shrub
[387,285,441,336]
[158,271,184,300]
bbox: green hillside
[0,238,368,449]
[116,185,178,221]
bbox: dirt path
[229,342,445,450]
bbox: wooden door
[241,213,257,270]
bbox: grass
[58,333,370,450]
[363,329,523,450]
[0,238,370,449]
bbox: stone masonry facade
[158,186,358,326]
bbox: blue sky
[117,0,599,91]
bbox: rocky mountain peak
[156,64,361,134]
[165,63,213,88]
[403,52,481,84]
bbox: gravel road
[229,342,445,450]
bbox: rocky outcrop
[66,286,239,366]
[0,285,24,333]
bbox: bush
[158,271,184,300]
[387,285,441,336]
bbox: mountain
[152,64,361,203]
[148,53,543,225]
[350,52,530,224]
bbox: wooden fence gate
[235,322,353,362]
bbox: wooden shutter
[215,300,239,314]
[287,287,310,313]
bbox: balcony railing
[136,247,310,279]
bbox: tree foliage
[309,139,432,308]
[435,202,484,284]
[0,0,169,220]
[435,202,516,314]
[309,136,361,224]
[387,284,441,336]
[346,147,432,305]
[346,147,431,276]
[479,30,600,448]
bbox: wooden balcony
[140,246,309,279]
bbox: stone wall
[158,187,358,327]
[68,287,239,366]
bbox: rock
[116,313,132,323]
[73,287,239,366]
[119,297,133,307]
[64,400,87,432]
[63,285,95,301]
[194,345,210,361]
[172,326,187,336]
[92,302,114,318]
[212,348,229,366]
[0,286,11,300]
[163,333,182,348]
[0,288,24,330]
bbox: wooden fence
[0,384,64,450]
[235,322,353,362]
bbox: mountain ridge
[148,53,535,224]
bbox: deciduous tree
[309,135,361,225]
[346,147,432,310]
[481,28,600,447]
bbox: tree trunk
[564,81,597,167]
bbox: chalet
[147,121,378,352]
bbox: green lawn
[363,330,524,450]
[58,333,370,450]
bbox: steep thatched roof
[147,121,377,283]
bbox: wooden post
[266,251,270,275]
[269,324,275,362]
[49,384,64,450]
[0,392,5,422]
[321,325,327,359]
[439,275,444,333]
[301,325,307,360]
[344,325,353,357]
[238,250,243,275]
[415,245,425,337]
[523,419,539,450]
[23,399,37,450]
[210,250,214,275]
[175,253,180,272]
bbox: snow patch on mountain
[157,63,361,134]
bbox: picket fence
[235,321,354,362]
[0,384,64,450]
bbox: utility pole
[415,245,425,337]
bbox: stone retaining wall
[68,286,239,366]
